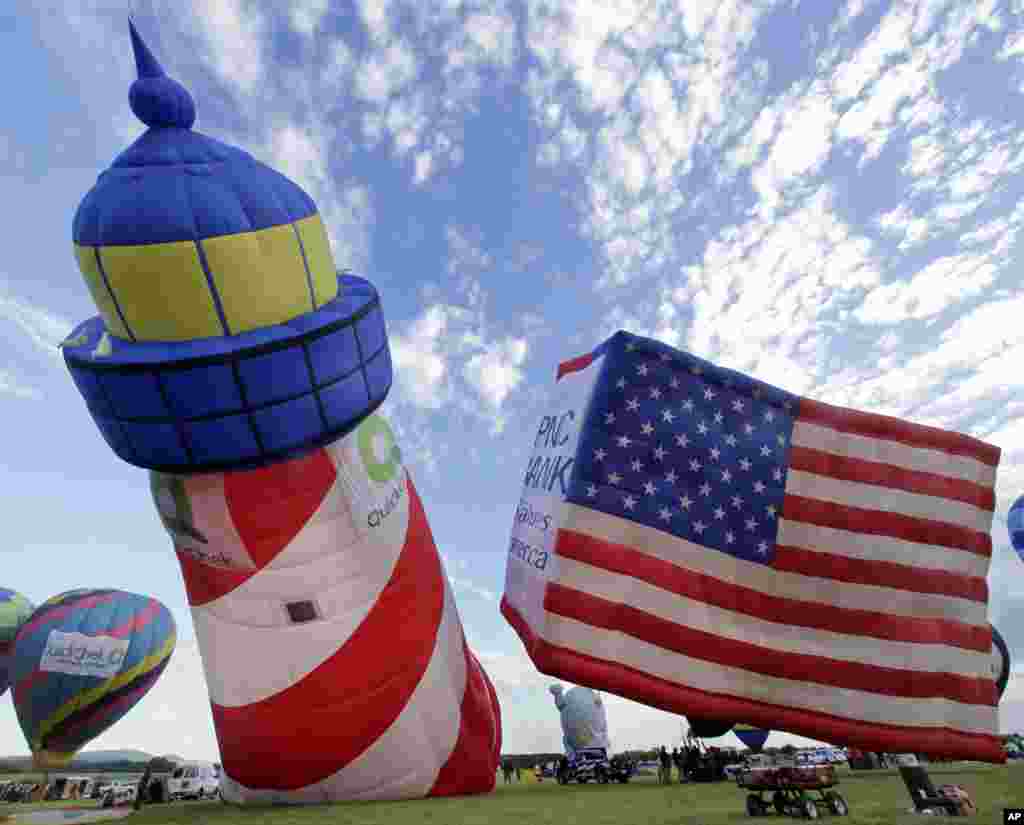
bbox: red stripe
[212,476,444,791]
[500,598,1005,763]
[14,667,46,704]
[783,494,991,558]
[773,545,988,603]
[175,550,257,607]
[106,599,161,639]
[556,530,989,652]
[557,353,595,381]
[797,399,1000,467]
[545,583,995,705]
[427,641,501,797]
[17,593,119,639]
[788,445,995,511]
[224,449,338,570]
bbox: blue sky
[1,0,1023,760]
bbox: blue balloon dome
[1009,495,1024,560]
[63,21,392,473]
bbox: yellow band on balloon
[32,750,76,770]
[94,240,223,341]
[73,213,338,342]
[294,213,339,308]
[35,630,177,747]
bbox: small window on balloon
[286,600,320,624]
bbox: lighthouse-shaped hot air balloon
[61,22,501,803]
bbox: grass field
[2,764,1021,825]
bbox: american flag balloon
[503,330,1004,763]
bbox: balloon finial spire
[127,19,196,129]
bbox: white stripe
[785,470,992,533]
[792,421,997,488]
[562,504,987,627]
[539,612,997,735]
[554,556,991,678]
[193,471,410,706]
[223,578,468,803]
[776,520,989,579]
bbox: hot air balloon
[501,330,1005,763]
[60,22,501,803]
[733,723,770,753]
[687,718,734,740]
[0,588,35,697]
[1009,495,1024,563]
[550,685,610,757]
[10,589,176,770]
[991,624,1011,700]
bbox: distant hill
[0,749,155,773]
[73,750,154,765]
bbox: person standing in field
[134,758,155,811]
[659,746,671,784]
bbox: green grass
[3,764,1022,825]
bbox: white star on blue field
[0,0,1022,759]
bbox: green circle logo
[358,415,402,483]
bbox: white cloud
[0,369,42,401]
[290,0,329,36]
[192,0,266,96]
[390,305,451,409]
[855,252,998,325]
[463,337,529,410]
[355,43,418,104]
[357,0,391,43]
[0,291,74,363]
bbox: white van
[167,761,220,801]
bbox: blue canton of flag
[567,336,799,565]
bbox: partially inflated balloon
[550,685,610,755]
[1009,496,1024,562]
[686,717,734,740]
[10,589,176,769]
[0,589,35,696]
[733,723,770,753]
[991,624,1010,700]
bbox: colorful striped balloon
[0,588,35,697]
[150,412,502,803]
[10,589,176,769]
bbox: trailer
[736,763,849,819]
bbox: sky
[1,0,1023,762]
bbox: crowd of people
[656,744,734,783]
[501,763,522,783]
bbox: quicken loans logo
[358,414,402,484]
[359,414,405,529]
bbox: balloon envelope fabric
[501,330,1003,762]
[0,588,35,696]
[150,411,502,803]
[550,685,610,755]
[733,724,770,753]
[11,589,176,769]
[1009,494,1024,562]
[60,23,501,804]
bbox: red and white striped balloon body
[150,412,501,803]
